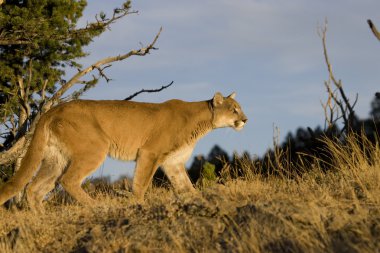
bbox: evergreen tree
[370,93,380,121]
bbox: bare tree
[318,20,358,135]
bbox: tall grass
[0,134,379,252]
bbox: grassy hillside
[0,135,379,253]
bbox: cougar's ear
[213,92,224,106]
[227,92,236,99]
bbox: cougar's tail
[0,118,49,205]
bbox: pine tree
[370,93,380,121]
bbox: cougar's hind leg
[26,147,67,211]
[132,149,160,201]
[59,147,108,206]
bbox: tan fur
[0,92,247,210]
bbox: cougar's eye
[233,108,238,114]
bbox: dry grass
[0,135,379,253]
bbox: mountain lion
[0,92,247,210]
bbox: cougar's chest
[162,145,194,167]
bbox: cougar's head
[211,92,248,131]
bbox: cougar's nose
[242,118,248,123]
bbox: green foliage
[1,1,90,85]
[201,162,217,181]
[198,162,217,188]
[1,1,79,123]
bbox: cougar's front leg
[132,149,160,201]
[162,164,195,194]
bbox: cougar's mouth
[234,120,247,131]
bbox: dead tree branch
[367,19,380,42]
[0,136,27,165]
[318,20,358,134]
[321,81,339,129]
[124,81,174,101]
[44,27,162,110]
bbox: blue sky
[74,1,380,179]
